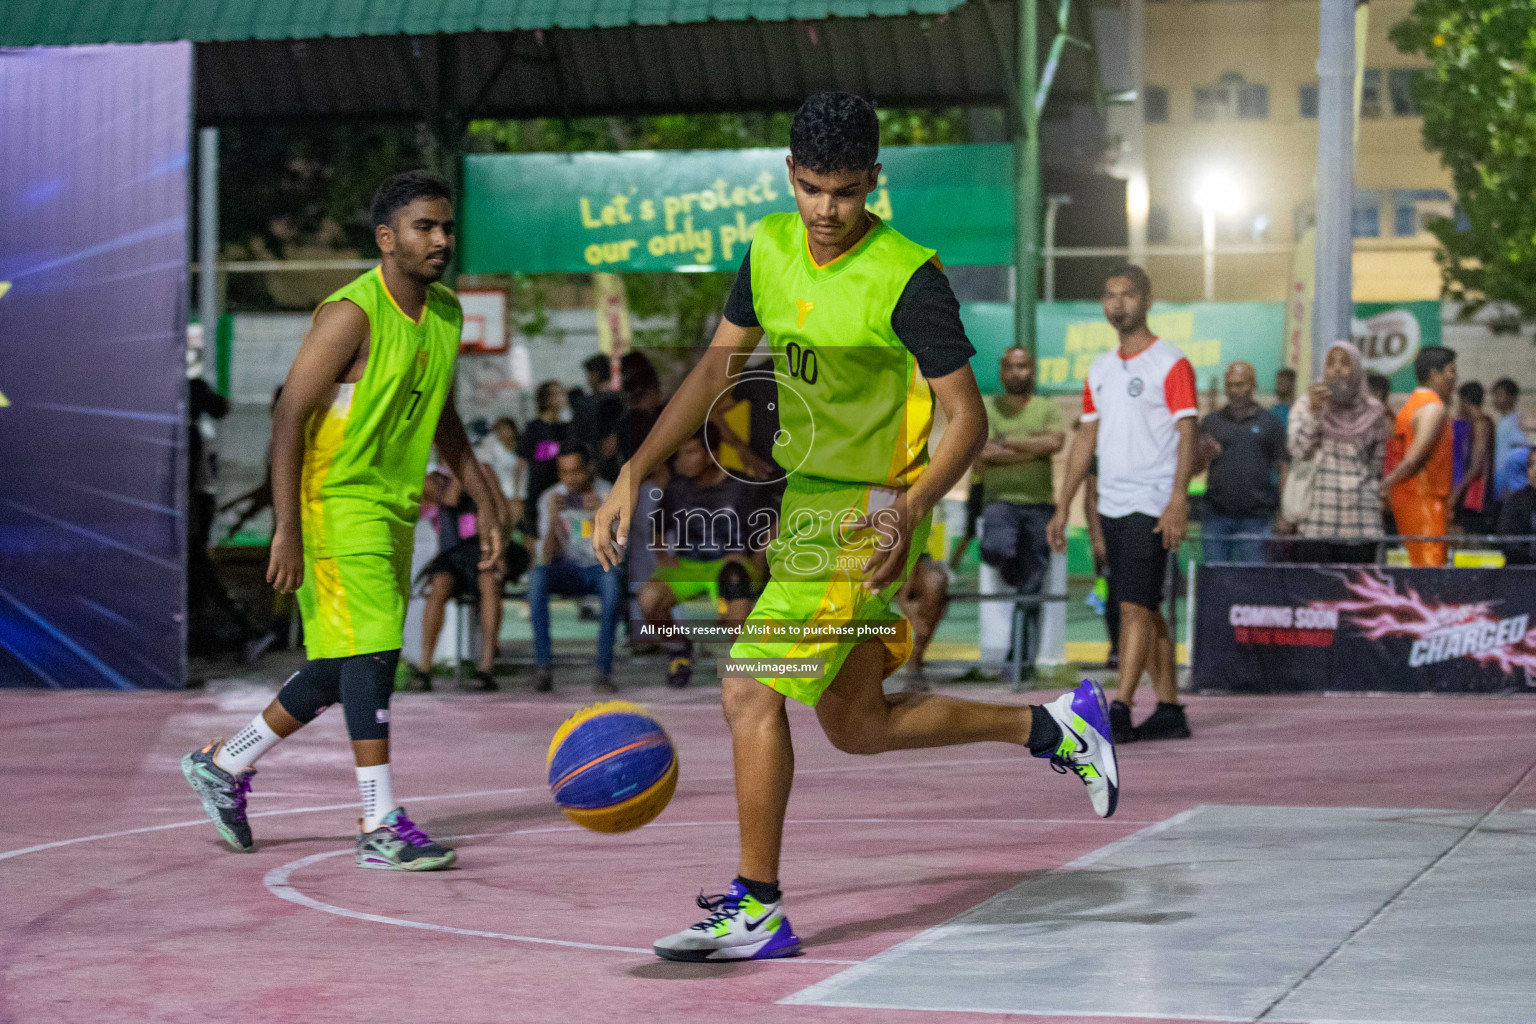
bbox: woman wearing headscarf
[1285,341,1390,562]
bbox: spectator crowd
[193,266,1532,724]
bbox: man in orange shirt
[1383,346,1458,566]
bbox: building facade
[1137,0,1449,302]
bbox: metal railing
[1189,532,1536,565]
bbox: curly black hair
[790,92,880,174]
[370,170,452,229]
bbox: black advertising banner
[1194,566,1536,694]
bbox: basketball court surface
[3,681,1532,1024]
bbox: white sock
[214,714,281,773]
[356,764,395,832]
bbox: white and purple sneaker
[654,881,801,962]
[1037,679,1120,818]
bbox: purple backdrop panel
[0,43,191,689]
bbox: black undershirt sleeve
[723,246,758,328]
[725,247,975,381]
[891,260,976,379]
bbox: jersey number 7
[404,389,423,419]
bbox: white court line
[779,806,1212,1010]
[262,817,1137,966]
[0,786,539,863]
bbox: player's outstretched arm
[266,299,369,593]
[434,389,505,570]
[594,318,764,570]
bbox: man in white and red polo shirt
[1048,266,1198,744]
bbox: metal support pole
[1312,0,1356,372]
[1124,0,1149,266]
[1201,205,1216,301]
[1043,195,1061,303]
[1014,0,1040,352]
[197,127,218,369]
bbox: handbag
[1281,455,1318,523]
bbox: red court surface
[3,683,1533,1024]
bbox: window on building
[1392,190,1453,237]
[1237,83,1268,119]
[1389,69,1424,116]
[1299,83,1318,118]
[1193,73,1268,122]
[1454,206,1471,233]
[1193,86,1218,121]
[1360,68,1383,118]
[1144,85,1169,123]
[1352,195,1381,238]
[1148,206,1170,244]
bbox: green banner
[461,144,1014,274]
[963,302,1287,396]
[963,299,1441,397]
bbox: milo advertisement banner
[1353,301,1441,391]
[958,299,1443,397]
[1194,565,1536,694]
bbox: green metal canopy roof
[1,1,966,46]
[0,1,1098,127]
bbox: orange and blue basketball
[546,701,679,833]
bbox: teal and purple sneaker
[653,881,802,962]
[356,808,457,871]
[180,740,256,852]
[1038,679,1120,818]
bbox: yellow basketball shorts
[728,474,930,706]
[296,548,413,659]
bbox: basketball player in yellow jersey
[182,172,504,870]
[593,94,1120,961]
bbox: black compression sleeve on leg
[275,658,345,724]
[339,650,400,742]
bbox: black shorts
[422,537,530,597]
[1100,512,1168,610]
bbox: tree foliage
[1391,1,1536,318]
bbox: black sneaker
[534,668,554,693]
[356,808,457,871]
[402,667,433,693]
[1109,700,1136,745]
[468,669,498,692]
[1133,702,1191,741]
[594,672,618,694]
[666,654,693,689]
